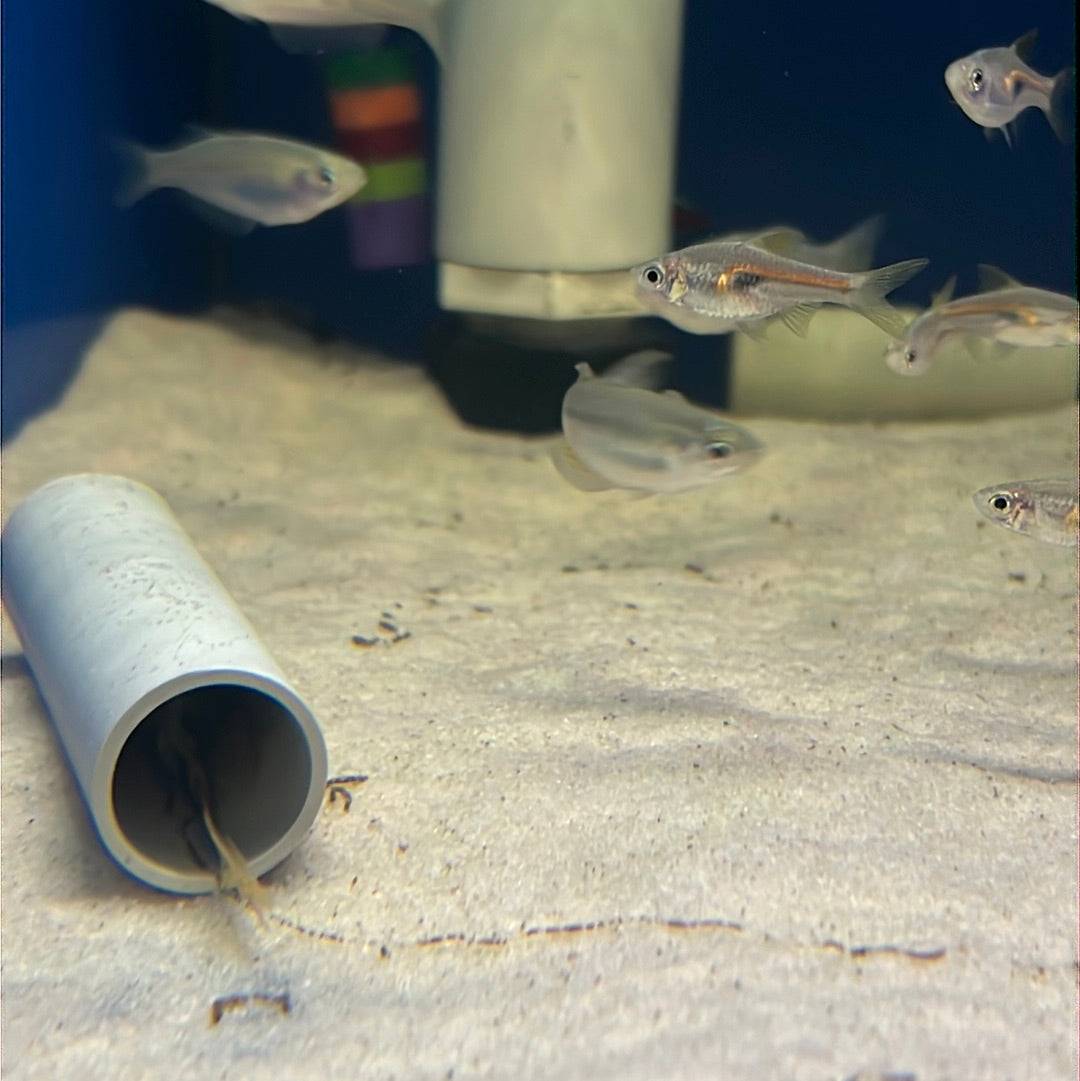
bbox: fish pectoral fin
[779,303,817,337]
[551,440,616,491]
[976,263,1022,291]
[179,193,257,236]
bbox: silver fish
[944,29,1075,146]
[885,265,1079,375]
[552,351,764,495]
[711,213,886,274]
[200,0,444,59]
[632,233,928,338]
[972,478,1079,546]
[114,128,367,232]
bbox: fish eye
[318,165,335,186]
[968,67,984,93]
[641,264,666,287]
[990,493,1012,512]
[904,348,917,366]
[706,441,733,459]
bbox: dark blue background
[2,0,1075,439]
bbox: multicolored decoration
[325,47,429,269]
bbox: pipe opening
[111,684,314,882]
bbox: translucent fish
[885,266,1079,375]
[710,213,886,274]
[944,29,1075,146]
[114,128,367,232]
[632,233,927,338]
[155,702,270,926]
[552,351,764,495]
[200,0,445,60]
[972,478,1079,546]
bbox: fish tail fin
[849,258,930,337]
[111,137,154,208]
[1045,66,1075,145]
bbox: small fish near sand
[884,265,1079,375]
[632,233,928,339]
[114,128,367,233]
[944,30,1075,146]
[551,350,764,495]
[972,478,1079,547]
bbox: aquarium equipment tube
[435,0,685,320]
[1,474,328,895]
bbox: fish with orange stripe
[632,230,928,338]
[884,264,1079,375]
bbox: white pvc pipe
[1,474,328,895]
[436,0,685,274]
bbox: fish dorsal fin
[815,213,886,272]
[662,388,688,401]
[746,228,804,255]
[779,303,817,337]
[930,275,958,308]
[601,349,672,388]
[976,264,1023,291]
[1011,28,1038,62]
[550,439,615,491]
[573,362,597,381]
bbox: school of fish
[97,5,1076,924]
[110,9,1076,533]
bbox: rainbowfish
[885,266,1079,375]
[944,30,1075,146]
[972,478,1079,546]
[552,351,764,495]
[200,0,445,59]
[114,128,367,233]
[632,233,928,338]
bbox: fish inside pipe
[113,127,367,233]
[155,700,270,926]
[632,232,928,338]
[551,350,764,495]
